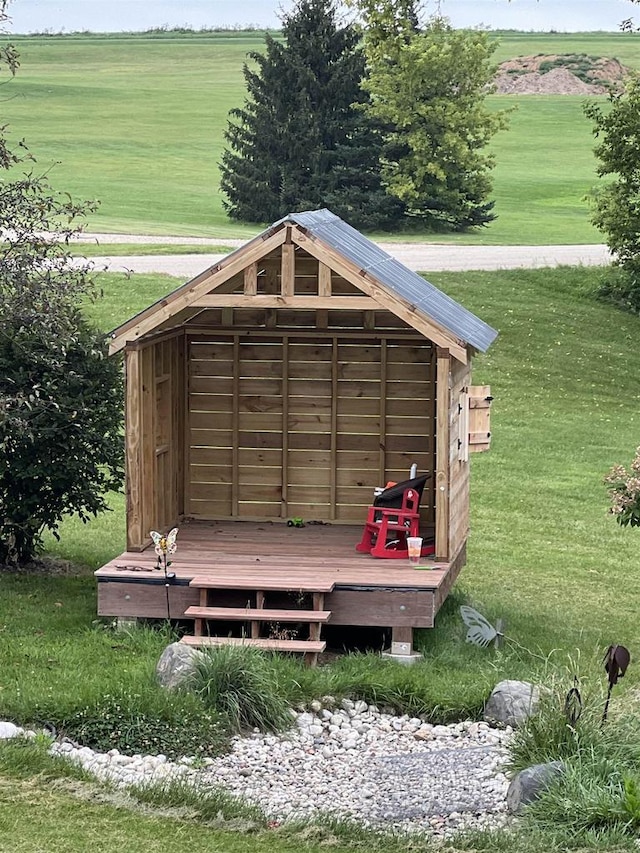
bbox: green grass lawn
[2,31,638,242]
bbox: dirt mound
[495,54,630,95]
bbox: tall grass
[191,645,294,734]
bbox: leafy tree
[585,76,640,313]
[0,1,124,567]
[351,3,509,230]
[220,0,402,230]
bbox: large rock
[506,761,564,814]
[483,680,540,727]
[156,642,205,690]
[0,721,22,739]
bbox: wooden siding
[188,331,436,523]
[126,333,186,549]
[448,355,472,561]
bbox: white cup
[407,537,423,565]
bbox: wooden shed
[95,210,497,661]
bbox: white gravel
[2,700,514,838]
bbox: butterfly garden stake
[460,606,503,649]
[150,528,178,623]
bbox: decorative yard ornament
[564,677,583,726]
[150,528,178,622]
[602,644,630,725]
[460,606,502,649]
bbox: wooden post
[435,348,451,561]
[125,348,143,550]
[140,345,157,547]
[391,625,413,656]
[318,262,332,297]
[281,241,295,298]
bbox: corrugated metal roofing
[279,209,498,352]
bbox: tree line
[220,0,508,232]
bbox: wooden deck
[95,519,464,641]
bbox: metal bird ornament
[602,644,630,724]
[460,606,502,649]
[564,676,583,726]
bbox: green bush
[190,645,294,734]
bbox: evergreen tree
[220,0,402,230]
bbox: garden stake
[602,644,630,725]
[564,676,583,726]
[150,528,178,625]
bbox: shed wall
[187,331,436,523]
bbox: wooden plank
[329,338,340,518]
[141,345,157,540]
[125,349,143,550]
[435,349,451,560]
[231,336,240,516]
[468,385,492,453]
[244,262,258,296]
[318,262,332,297]
[379,338,387,486]
[281,240,295,297]
[192,296,376,310]
[97,582,199,619]
[180,636,326,653]
[184,607,332,623]
[190,576,335,592]
[281,336,289,518]
[327,590,434,628]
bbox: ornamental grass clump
[604,447,640,528]
[190,645,293,734]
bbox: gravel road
[76,233,611,276]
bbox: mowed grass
[2,31,639,242]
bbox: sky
[3,0,636,34]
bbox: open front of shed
[96,210,497,663]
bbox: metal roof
[279,209,498,352]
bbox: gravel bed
[1,701,514,838]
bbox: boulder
[506,761,564,814]
[156,642,205,690]
[0,721,22,739]
[483,680,540,727]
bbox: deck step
[184,606,332,623]
[180,635,326,654]
[189,575,335,593]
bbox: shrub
[604,447,640,528]
[0,8,124,567]
[190,645,294,734]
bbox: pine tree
[220,0,402,230]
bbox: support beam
[125,349,143,550]
[435,348,451,561]
[243,262,258,295]
[281,242,295,297]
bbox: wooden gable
[109,223,469,362]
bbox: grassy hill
[2,30,638,242]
